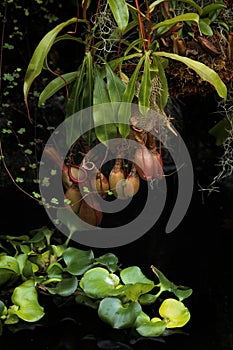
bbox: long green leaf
[118,55,145,138]
[93,65,118,144]
[151,13,200,32]
[154,51,227,100]
[138,52,152,116]
[105,63,125,102]
[201,2,227,17]
[23,18,77,106]
[153,56,168,110]
[38,71,79,107]
[150,0,202,15]
[107,0,129,33]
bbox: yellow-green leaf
[155,51,227,100]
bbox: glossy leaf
[11,280,45,322]
[159,298,190,328]
[38,71,79,107]
[23,18,77,108]
[80,267,122,298]
[63,247,94,275]
[98,297,142,329]
[155,51,227,100]
[107,0,129,33]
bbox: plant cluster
[0,226,192,337]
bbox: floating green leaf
[159,298,190,328]
[11,280,45,322]
[120,266,154,285]
[136,315,166,337]
[93,253,119,273]
[80,267,122,298]
[63,247,94,276]
[47,276,78,297]
[98,297,142,329]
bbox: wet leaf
[159,298,190,328]
[98,297,141,329]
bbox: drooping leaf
[159,298,191,328]
[23,17,77,116]
[149,0,202,15]
[63,247,94,275]
[154,51,227,100]
[151,13,200,32]
[11,280,45,322]
[107,0,129,33]
[98,297,142,329]
[201,2,227,18]
[38,71,79,107]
